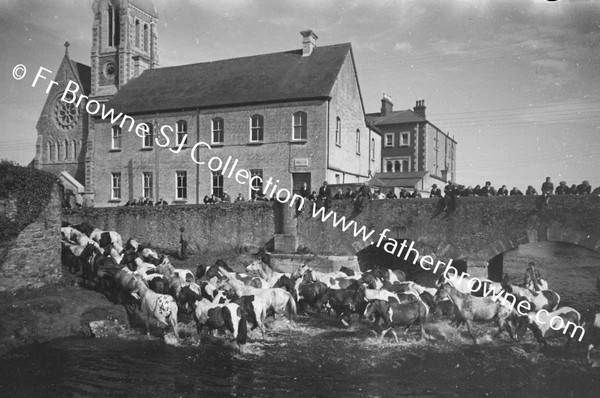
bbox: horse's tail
[237,307,248,345]
[286,291,297,320]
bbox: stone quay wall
[0,184,63,292]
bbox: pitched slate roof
[366,110,426,126]
[107,43,352,115]
[70,60,91,95]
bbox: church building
[34,0,381,207]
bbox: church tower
[90,0,159,101]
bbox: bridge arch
[472,227,600,281]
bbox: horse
[503,284,560,312]
[61,242,84,275]
[296,281,329,314]
[323,287,366,327]
[194,299,247,350]
[245,260,289,287]
[436,282,516,343]
[364,288,400,303]
[113,268,144,303]
[222,273,297,322]
[363,299,430,343]
[297,264,347,287]
[173,268,195,284]
[131,279,179,340]
[514,307,582,347]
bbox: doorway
[292,173,311,195]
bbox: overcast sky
[1,0,599,190]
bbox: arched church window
[47,140,52,164]
[64,139,69,161]
[72,139,77,160]
[386,161,393,173]
[394,161,400,172]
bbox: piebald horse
[131,279,179,340]
[503,284,560,312]
[245,260,289,287]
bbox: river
[1,242,599,397]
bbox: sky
[0,0,599,190]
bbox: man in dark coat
[318,180,332,211]
[429,184,442,198]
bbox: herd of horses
[60,222,600,362]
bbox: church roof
[129,0,158,18]
[365,110,426,126]
[106,43,352,115]
[70,60,91,95]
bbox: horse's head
[302,269,314,284]
[245,260,262,274]
[433,286,450,305]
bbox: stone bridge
[295,195,600,279]
[65,195,600,279]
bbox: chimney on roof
[381,93,393,116]
[414,99,426,118]
[301,30,318,57]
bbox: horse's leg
[391,329,399,344]
[380,327,392,344]
[465,320,477,344]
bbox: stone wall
[0,184,63,292]
[64,201,278,254]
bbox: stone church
[34,0,381,207]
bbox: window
[212,117,224,144]
[111,126,122,150]
[135,19,140,48]
[141,123,153,148]
[293,111,307,140]
[56,141,62,162]
[143,24,149,52]
[250,115,264,142]
[176,171,187,200]
[212,171,223,198]
[356,129,361,154]
[47,141,53,163]
[250,169,263,199]
[400,132,410,146]
[143,172,153,199]
[108,6,113,47]
[72,139,77,161]
[111,172,121,199]
[385,133,394,147]
[384,157,411,173]
[64,139,69,161]
[371,138,375,161]
[176,120,188,146]
[335,117,341,146]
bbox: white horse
[221,268,297,321]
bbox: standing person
[179,227,188,260]
[318,180,332,210]
[354,182,371,211]
[429,184,442,198]
[541,177,554,205]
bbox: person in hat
[429,184,442,198]
[555,181,568,195]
